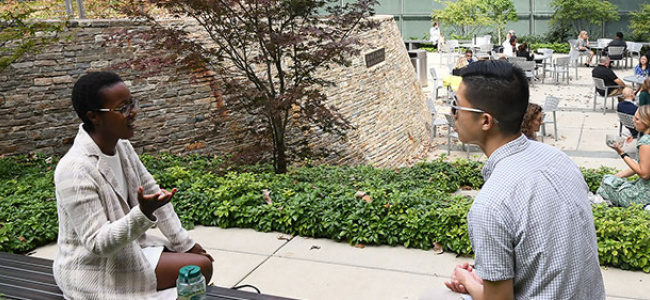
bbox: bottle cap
[178,265,202,280]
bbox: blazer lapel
[96,155,130,214]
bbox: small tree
[550,0,619,38]
[432,0,490,39]
[486,0,517,44]
[630,3,650,42]
[117,0,378,174]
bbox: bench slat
[0,252,299,300]
[0,279,64,300]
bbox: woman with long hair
[597,105,650,208]
[576,31,595,67]
[635,55,649,77]
[639,77,650,106]
[521,103,543,140]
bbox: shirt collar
[481,134,530,180]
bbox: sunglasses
[451,96,499,123]
[94,98,139,117]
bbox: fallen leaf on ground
[432,242,444,254]
[277,235,292,241]
[310,245,321,250]
[354,244,365,249]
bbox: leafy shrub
[2,154,650,272]
[530,42,571,54]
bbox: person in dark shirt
[516,43,534,61]
[604,32,627,59]
[618,87,639,137]
[592,57,625,96]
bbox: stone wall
[0,15,429,168]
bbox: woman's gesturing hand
[137,186,177,220]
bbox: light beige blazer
[53,124,195,299]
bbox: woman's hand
[187,243,214,262]
[137,187,177,220]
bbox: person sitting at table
[452,54,469,76]
[639,77,650,106]
[516,43,534,61]
[521,103,543,141]
[597,105,650,209]
[635,55,649,77]
[502,36,517,58]
[429,22,440,48]
[576,31,595,67]
[603,32,626,57]
[54,72,214,299]
[592,57,625,97]
[618,87,640,137]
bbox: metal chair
[425,97,449,142]
[618,111,640,159]
[507,56,526,63]
[541,95,560,142]
[627,42,643,67]
[514,61,537,85]
[543,57,570,84]
[444,113,471,158]
[429,68,444,99]
[607,46,626,69]
[592,77,620,112]
[439,40,459,65]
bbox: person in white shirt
[430,22,440,46]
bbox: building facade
[339,0,645,41]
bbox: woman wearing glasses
[53,72,213,299]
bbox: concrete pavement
[29,51,650,300]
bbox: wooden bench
[0,252,296,300]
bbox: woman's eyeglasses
[450,96,499,123]
[94,99,139,117]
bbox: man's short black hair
[616,32,624,39]
[460,60,529,135]
[465,49,473,55]
[72,72,123,132]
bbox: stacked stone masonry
[0,16,429,168]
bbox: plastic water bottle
[177,265,206,300]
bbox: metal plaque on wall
[365,48,385,68]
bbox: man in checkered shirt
[420,60,605,300]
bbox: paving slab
[209,249,269,288]
[601,267,650,299]
[150,225,290,255]
[239,256,446,300]
[275,236,473,276]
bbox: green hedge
[1,154,649,273]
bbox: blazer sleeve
[124,142,195,253]
[55,158,156,257]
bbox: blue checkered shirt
[468,134,605,299]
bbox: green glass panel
[403,0,434,14]
[373,0,401,14]
[401,16,433,40]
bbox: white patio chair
[592,77,620,112]
[627,42,643,67]
[541,95,560,142]
[429,68,444,99]
[543,57,570,85]
[618,111,639,139]
[444,113,471,158]
[608,46,626,69]
[514,61,537,85]
[425,97,449,142]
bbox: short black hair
[460,60,529,135]
[616,32,624,39]
[72,72,123,132]
[465,49,473,55]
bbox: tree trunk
[274,136,288,174]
